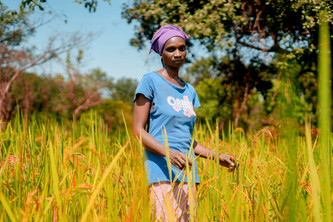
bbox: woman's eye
[166,47,175,52]
[179,46,186,51]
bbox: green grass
[0,110,331,221]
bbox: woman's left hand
[218,154,236,172]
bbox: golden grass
[0,112,331,221]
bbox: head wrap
[149,25,188,55]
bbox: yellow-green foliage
[0,113,331,221]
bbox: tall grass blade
[318,15,332,222]
[80,140,127,222]
[305,121,321,222]
[48,139,62,217]
[186,139,196,222]
[0,189,17,222]
[121,110,133,150]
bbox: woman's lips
[173,60,183,63]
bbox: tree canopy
[122,0,332,129]
[123,0,332,54]
[12,0,111,13]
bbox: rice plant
[0,17,331,222]
[0,106,331,221]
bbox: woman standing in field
[133,25,236,221]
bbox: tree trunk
[0,91,10,131]
[0,69,23,130]
[234,82,249,128]
[23,81,34,119]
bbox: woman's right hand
[218,153,236,172]
[169,150,192,170]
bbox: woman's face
[161,36,186,68]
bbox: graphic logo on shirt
[167,95,196,118]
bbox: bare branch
[234,81,250,127]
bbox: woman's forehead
[164,36,186,47]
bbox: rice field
[0,112,331,221]
[0,15,332,222]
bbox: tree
[123,0,332,54]
[14,0,111,13]
[0,4,91,129]
[189,52,274,128]
[85,99,133,133]
[122,0,333,127]
[110,77,138,104]
[53,50,113,122]
[9,72,53,118]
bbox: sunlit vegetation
[0,109,331,221]
[0,1,331,221]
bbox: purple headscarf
[149,25,188,55]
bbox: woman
[133,25,236,221]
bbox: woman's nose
[174,49,181,57]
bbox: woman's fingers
[183,155,192,167]
[227,159,236,172]
[173,160,183,170]
[169,150,192,170]
[219,154,236,171]
[229,155,235,162]
[225,157,235,167]
[176,154,191,169]
[175,156,185,169]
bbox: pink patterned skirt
[148,182,197,221]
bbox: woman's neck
[158,66,179,78]
[156,67,184,87]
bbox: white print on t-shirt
[167,95,196,118]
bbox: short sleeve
[193,90,200,109]
[133,74,154,102]
[187,83,200,109]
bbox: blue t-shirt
[134,72,200,185]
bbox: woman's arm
[132,94,192,170]
[193,140,236,172]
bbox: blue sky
[4,0,163,80]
